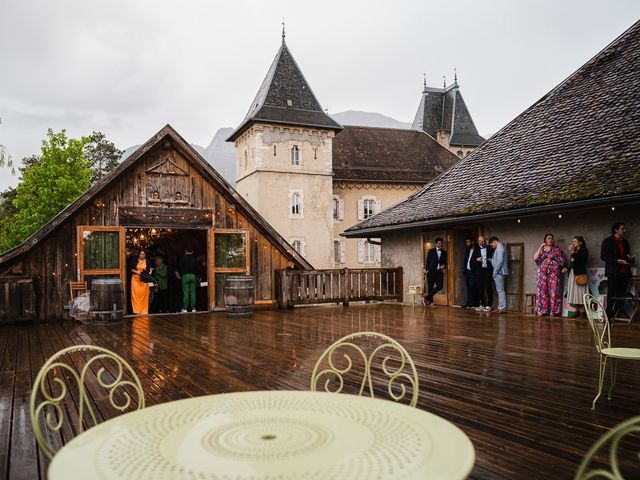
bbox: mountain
[331,111,412,129]
[202,128,236,186]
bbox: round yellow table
[49,390,475,479]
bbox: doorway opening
[125,228,208,314]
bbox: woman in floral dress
[533,233,566,316]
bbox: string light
[558,214,562,219]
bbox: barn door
[77,226,126,288]
[208,229,250,310]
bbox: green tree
[84,131,122,184]
[0,129,92,252]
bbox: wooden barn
[0,125,311,321]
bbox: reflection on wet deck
[1,304,639,479]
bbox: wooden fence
[276,267,403,308]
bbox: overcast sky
[1,0,639,191]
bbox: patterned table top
[48,390,475,479]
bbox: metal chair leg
[592,356,607,410]
[608,358,617,400]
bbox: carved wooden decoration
[146,140,191,206]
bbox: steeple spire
[282,18,286,43]
[443,75,446,89]
[454,67,458,85]
[423,73,427,92]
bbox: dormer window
[291,146,300,166]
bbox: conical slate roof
[412,83,485,147]
[227,40,342,141]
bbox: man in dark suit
[475,235,494,311]
[601,222,635,318]
[423,237,447,306]
[462,237,480,308]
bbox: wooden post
[396,266,404,303]
[342,268,350,307]
[276,269,287,309]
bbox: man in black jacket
[462,237,480,308]
[423,237,447,306]
[601,222,635,318]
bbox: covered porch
[1,304,639,479]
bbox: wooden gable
[0,124,312,320]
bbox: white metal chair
[574,415,640,479]
[310,331,419,407]
[30,345,145,459]
[583,294,640,410]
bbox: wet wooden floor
[1,304,639,479]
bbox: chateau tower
[227,33,342,268]
[412,74,485,158]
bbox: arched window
[457,150,464,158]
[274,145,277,156]
[291,145,300,165]
[175,192,182,201]
[243,150,248,169]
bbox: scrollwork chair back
[574,415,640,480]
[30,344,145,459]
[583,294,611,354]
[310,332,419,407]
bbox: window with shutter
[363,199,375,220]
[357,239,365,263]
[338,199,344,220]
[357,199,364,221]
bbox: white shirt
[480,246,488,268]
[466,248,473,270]
[436,248,441,260]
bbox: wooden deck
[1,304,639,479]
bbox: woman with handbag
[562,236,589,317]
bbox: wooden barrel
[224,275,255,317]
[90,278,125,323]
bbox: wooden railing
[276,267,403,308]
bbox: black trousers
[464,270,479,306]
[607,273,630,319]
[425,272,444,302]
[153,289,169,313]
[477,268,493,307]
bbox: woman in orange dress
[130,250,151,314]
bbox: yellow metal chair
[574,415,640,479]
[30,345,145,459]
[310,331,419,407]
[583,294,640,410]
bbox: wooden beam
[118,207,214,228]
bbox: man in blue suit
[489,236,509,313]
